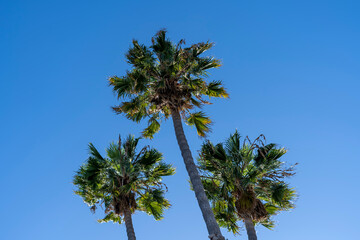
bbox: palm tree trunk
[244,218,257,240]
[171,110,224,240]
[124,207,136,240]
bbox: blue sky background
[1,0,359,239]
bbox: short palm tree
[73,135,175,240]
[109,30,228,240]
[198,131,296,240]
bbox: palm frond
[191,42,215,57]
[258,217,275,230]
[98,212,122,224]
[112,96,148,123]
[109,76,135,99]
[150,162,176,179]
[136,148,163,168]
[213,200,240,234]
[137,189,170,220]
[185,111,212,137]
[126,40,156,70]
[204,80,229,98]
[142,116,161,139]
[88,143,105,161]
[193,57,221,74]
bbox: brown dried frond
[90,205,97,214]
[113,193,137,215]
[149,79,193,112]
[234,187,268,221]
[234,188,256,217]
[264,163,298,181]
[251,199,268,221]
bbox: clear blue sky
[1,0,359,239]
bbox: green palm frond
[201,178,221,200]
[142,116,161,139]
[191,42,214,57]
[136,148,163,167]
[109,76,135,99]
[213,200,240,235]
[137,189,170,220]
[205,80,229,98]
[192,57,221,74]
[270,183,296,209]
[270,183,288,205]
[126,40,156,70]
[106,142,122,162]
[258,217,275,230]
[98,212,122,224]
[112,96,148,123]
[151,162,176,179]
[88,143,105,161]
[185,111,212,137]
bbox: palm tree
[198,131,296,240]
[108,30,228,240]
[73,135,175,240]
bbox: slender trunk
[171,110,224,240]
[244,218,257,240]
[124,207,136,240]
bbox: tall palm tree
[109,30,228,240]
[73,135,175,240]
[198,131,296,240]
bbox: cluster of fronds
[198,131,296,234]
[109,30,228,138]
[73,135,175,223]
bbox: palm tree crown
[109,30,228,138]
[198,131,296,235]
[73,135,175,224]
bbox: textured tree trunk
[244,218,257,240]
[124,207,136,240]
[171,110,224,240]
